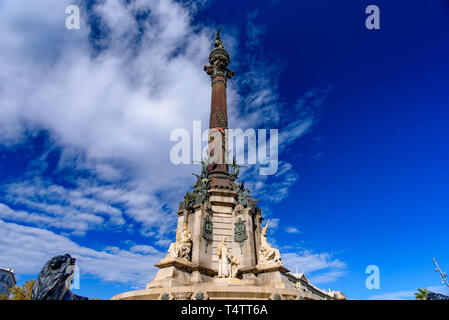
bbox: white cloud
[0,0,338,291]
[282,249,347,284]
[0,0,212,172]
[368,285,449,300]
[242,161,298,203]
[0,0,218,239]
[369,290,416,300]
[285,227,301,234]
[129,244,162,255]
[0,219,164,286]
[0,0,325,239]
[426,285,449,295]
[278,87,332,149]
[0,202,104,236]
[0,176,178,238]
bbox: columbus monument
[112,29,345,300]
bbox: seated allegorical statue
[229,254,240,278]
[258,220,283,265]
[166,223,192,260]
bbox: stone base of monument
[111,284,313,300]
[213,277,242,285]
[112,260,321,300]
[110,190,341,301]
[111,285,310,300]
[254,263,296,289]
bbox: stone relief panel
[234,217,247,254]
[202,214,213,252]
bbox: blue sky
[0,0,448,300]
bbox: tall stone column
[204,27,234,190]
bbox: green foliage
[0,293,10,300]
[8,279,35,300]
[415,288,430,300]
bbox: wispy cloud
[282,249,347,284]
[0,0,340,292]
[368,285,449,300]
[0,175,177,239]
[242,161,298,203]
[0,0,331,240]
[285,227,301,234]
[0,0,217,242]
[369,290,416,300]
[0,219,165,286]
[426,285,449,295]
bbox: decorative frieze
[234,217,247,253]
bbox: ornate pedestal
[112,187,336,300]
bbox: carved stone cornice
[154,258,217,277]
[208,188,238,197]
[254,263,290,275]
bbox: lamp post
[433,257,449,288]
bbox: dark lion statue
[31,253,88,300]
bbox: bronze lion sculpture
[31,253,88,300]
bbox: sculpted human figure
[229,254,240,278]
[166,223,192,260]
[217,237,230,278]
[167,229,181,258]
[201,159,209,178]
[204,201,213,216]
[230,157,246,181]
[192,173,202,191]
[179,223,192,259]
[233,203,244,216]
[214,26,224,48]
[259,220,283,265]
